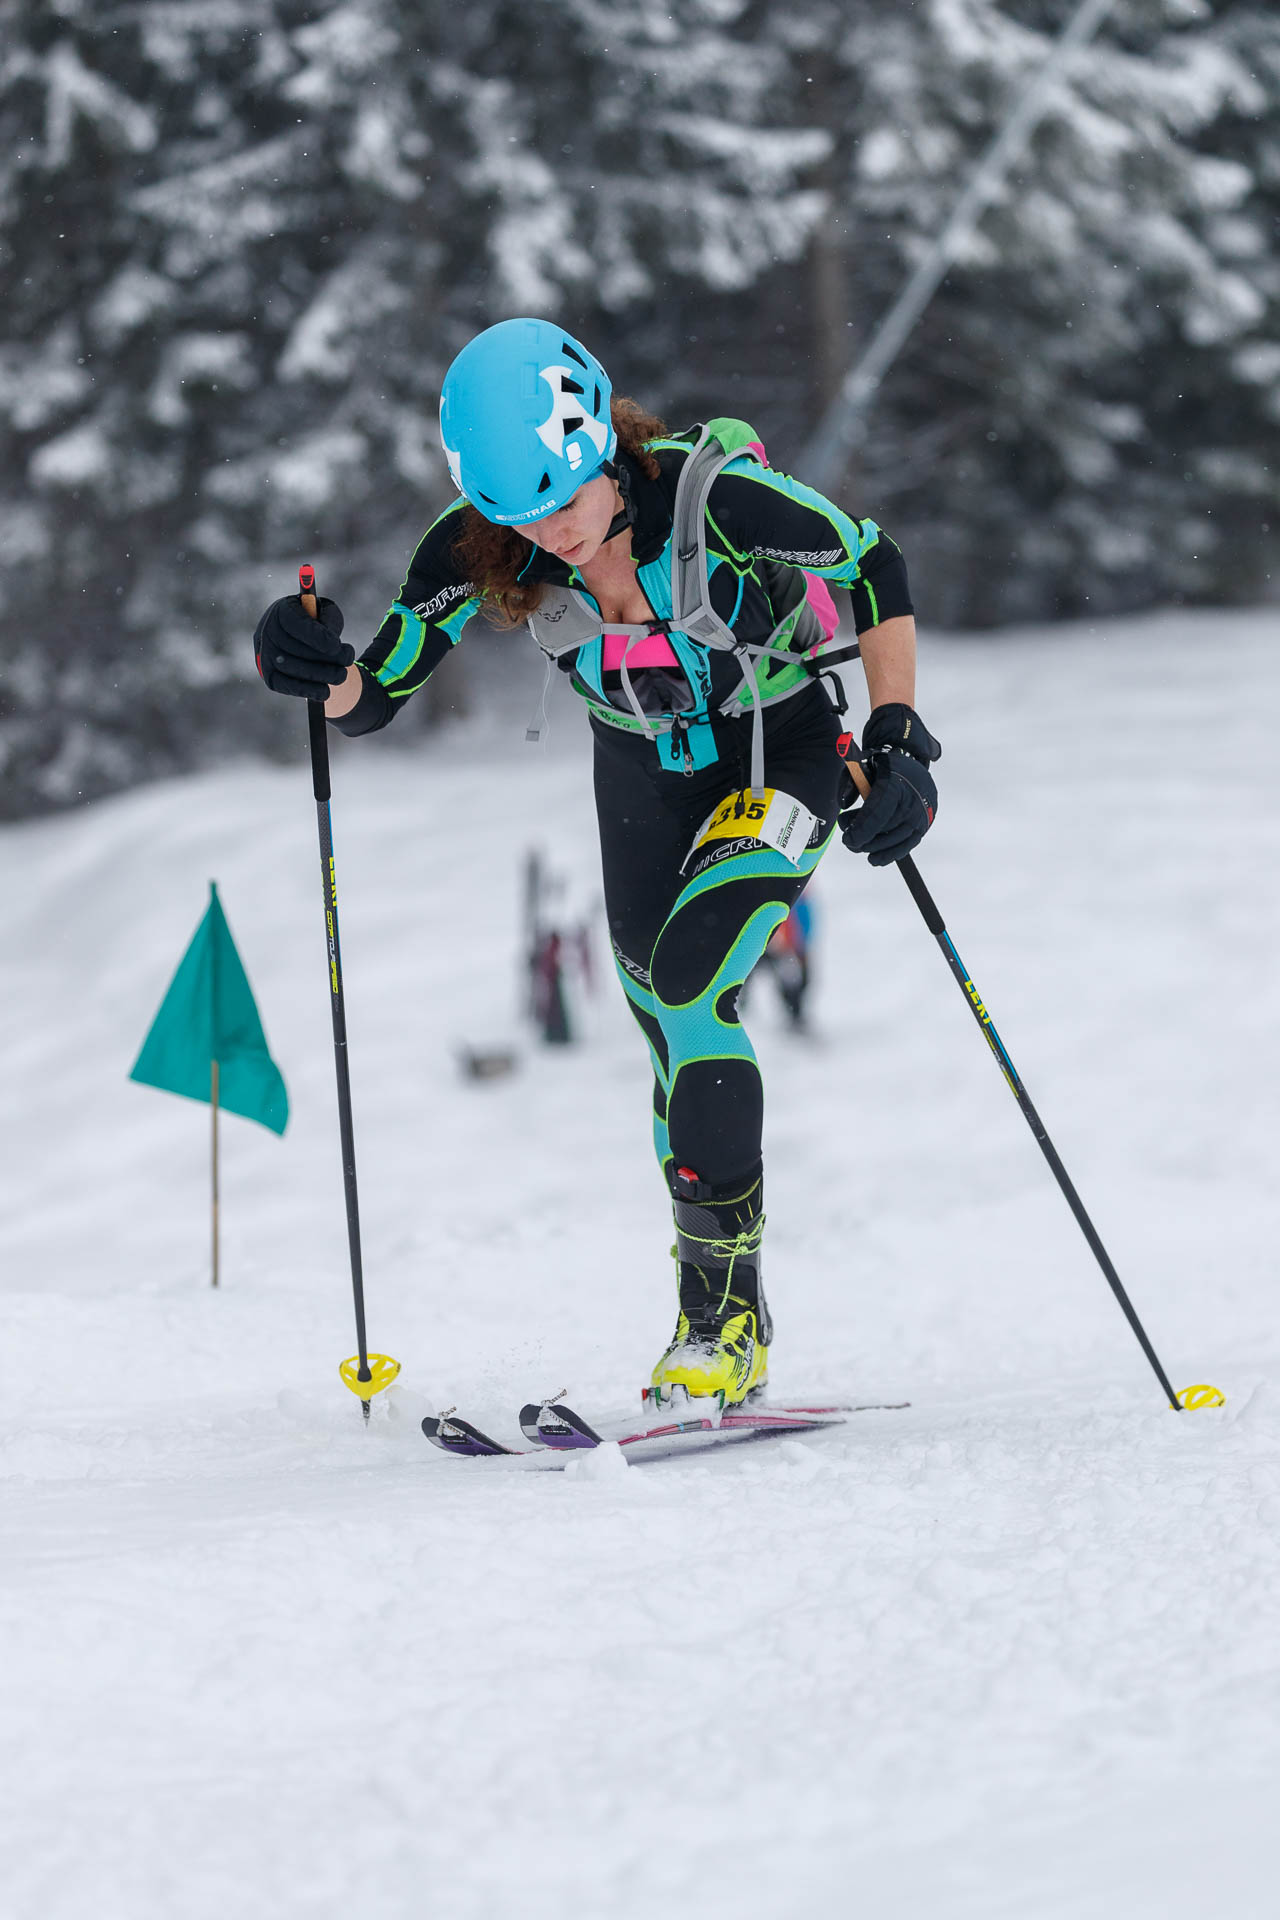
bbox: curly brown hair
[449,396,668,628]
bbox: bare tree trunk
[807,69,854,494]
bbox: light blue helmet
[438,318,617,526]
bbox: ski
[420,1409,566,1467]
[517,1397,910,1465]
[518,1400,603,1449]
[421,1410,524,1458]
[423,1398,909,1469]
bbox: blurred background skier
[748,890,816,1033]
[522,847,595,1047]
[253,317,941,1410]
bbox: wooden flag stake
[211,1057,220,1288]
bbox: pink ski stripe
[611,1418,722,1445]
[720,1412,842,1429]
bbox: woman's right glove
[254,595,354,699]
[839,702,941,867]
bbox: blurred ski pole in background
[298,564,399,1422]
[129,881,288,1287]
[838,737,1216,1414]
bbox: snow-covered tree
[1,0,1276,815]
[0,0,826,815]
[768,0,1278,623]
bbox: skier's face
[523,473,621,569]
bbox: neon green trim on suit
[722,462,880,583]
[646,829,835,1170]
[610,952,672,1168]
[375,603,427,686]
[658,897,790,1075]
[377,592,479,694]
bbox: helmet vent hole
[593,384,601,414]
[561,342,588,369]
[561,415,583,436]
[537,473,552,493]
[560,376,584,396]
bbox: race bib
[691,787,819,869]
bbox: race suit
[333,429,913,1188]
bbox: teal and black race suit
[335,428,914,1192]
[331,425,913,773]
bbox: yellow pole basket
[340,1353,401,1410]
[1176,1384,1225,1410]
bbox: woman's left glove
[840,703,941,867]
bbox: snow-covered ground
[2,609,1277,1919]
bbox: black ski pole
[299,564,399,1421]
[839,739,1182,1411]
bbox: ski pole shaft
[300,565,372,1413]
[841,751,1180,1410]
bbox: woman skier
[254,317,940,1410]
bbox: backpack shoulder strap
[526,585,607,657]
[668,419,766,649]
[667,420,777,798]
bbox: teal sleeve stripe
[375,592,479,691]
[374,603,427,686]
[732,465,880,581]
[438,597,478,646]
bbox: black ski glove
[253,595,353,700]
[840,702,941,867]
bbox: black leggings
[593,688,845,1190]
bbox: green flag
[130,882,288,1135]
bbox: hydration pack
[525,418,860,794]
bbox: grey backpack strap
[526,588,671,745]
[669,426,739,653]
[670,427,770,797]
[524,588,604,751]
[526,586,606,660]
